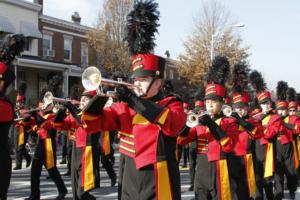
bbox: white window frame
[81,42,89,67]
[169,69,174,80]
[64,35,73,62]
[42,33,53,57]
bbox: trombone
[81,66,139,96]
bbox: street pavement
[7,153,300,200]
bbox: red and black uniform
[178,114,238,200]
[254,111,283,200]
[84,94,186,200]
[99,131,117,186]
[230,90,264,199]
[54,108,100,200]
[0,97,14,199]
[26,111,67,200]
[117,131,135,200]
[14,111,34,169]
[0,62,16,199]
[188,100,205,191]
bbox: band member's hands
[198,114,212,127]
[116,85,134,103]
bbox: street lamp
[210,23,245,62]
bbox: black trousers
[101,151,116,181]
[66,139,74,172]
[274,141,298,200]
[228,154,250,200]
[14,127,31,167]
[189,147,197,186]
[178,144,189,166]
[254,141,274,200]
[118,153,126,200]
[71,135,100,200]
[194,154,234,200]
[60,133,68,161]
[122,156,181,200]
[29,136,67,198]
[0,123,12,200]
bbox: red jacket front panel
[83,96,186,169]
[178,117,239,161]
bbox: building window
[81,43,89,67]
[169,69,174,80]
[24,38,31,51]
[64,38,72,62]
[43,34,53,57]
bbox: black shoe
[111,178,117,187]
[13,165,22,170]
[56,190,68,200]
[188,185,194,191]
[62,170,71,176]
[24,195,39,200]
[60,159,66,164]
[26,157,32,168]
[290,192,295,200]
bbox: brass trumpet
[81,66,139,96]
[221,105,232,117]
[186,110,211,128]
[43,92,80,107]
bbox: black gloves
[116,85,134,103]
[83,95,108,116]
[30,111,44,125]
[63,101,81,125]
[283,122,295,130]
[179,126,190,137]
[198,114,227,141]
[231,112,255,132]
[54,108,67,123]
[116,85,165,123]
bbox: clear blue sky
[26,0,300,91]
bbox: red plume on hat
[275,81,288,110]
[125,0,165,79]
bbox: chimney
[72,12,81,24]
[34,0,43,13]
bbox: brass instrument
[43,91,80,107]
[81,66,139,96]
[221,105,232,117]
[186,110,211,128]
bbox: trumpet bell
[222,105,232,117]
[82,66,101,91]
[186,113,199,128]
[43,91,54,108]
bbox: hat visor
[204,93,223,102]
[130,69,156,79]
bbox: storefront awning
[20,21,42,39]
[0,16,16,33]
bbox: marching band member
[230,62,263,199]
[25,91,67,200]
[0,34,25,200]
[178,56,238,200]
[82,1,186,199]
[14,82,32,170]
[249,70,284,200]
